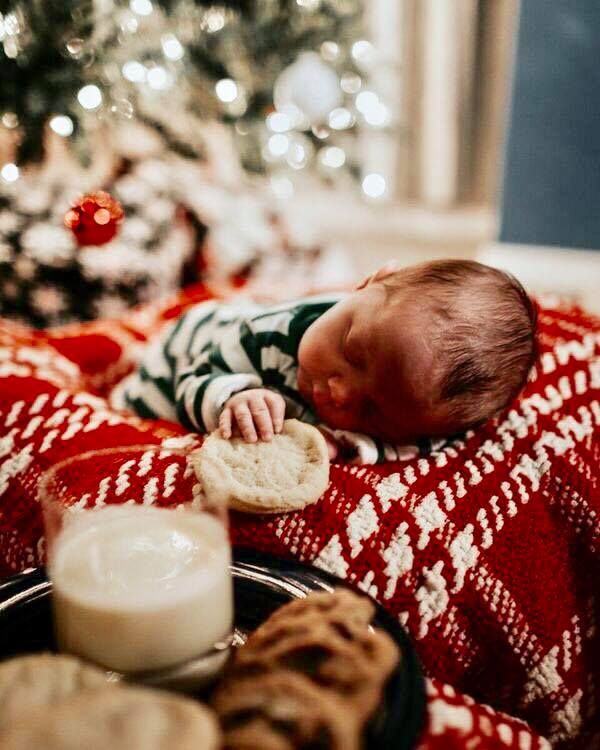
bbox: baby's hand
[219,389,285,442]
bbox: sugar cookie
[2,685,220,750]
[0,653,111,733]
[194,419,329,514]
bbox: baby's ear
[354,260,401,290]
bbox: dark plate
[0,547,425,749]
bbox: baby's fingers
[219,406,233,439]
[264,392,285,433]
[249,397,275,441]
[233,402,258,442]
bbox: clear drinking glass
[38,444,233,687]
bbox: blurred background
[0,0,598,327]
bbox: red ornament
[64,191,124,247]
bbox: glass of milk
[38,444,233,681]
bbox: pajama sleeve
[173,326,265,432]
[174,356,262,433]
[123,294,347,436]
[124,311,265,433]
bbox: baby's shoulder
[253,292,346,319]
[177,298,260,327]
[175,293,346,338]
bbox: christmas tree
[0,0,389,328]
[0,0,387,184]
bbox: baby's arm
[174,358,263,433]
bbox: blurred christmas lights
[328,107,354,130]
[355,90,378,113]
[296,0,321,10]
[215,78,238,103]
[161,34,184,61]
[65,38,84,58]
[110,99,134,119]
[351,39,374,64]
[320,146,345,168]
[77,85,102,110]
[122,60,146,83]
[147,66,171,90]
[130,0,153,17]
[201,8,227,33]
[266,112,292,133]
[363,102,389,127]
[2,112,18,128]
[0,1,392,199]
[120,13,139,33]
[268,134,289,157]
[286,137,311,169]
[1,163,19,182]
[49,115,74,137]
[362,173,386,198]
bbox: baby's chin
[297,366,364,431]
[313,404,360,432]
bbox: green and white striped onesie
[120,295,419,464]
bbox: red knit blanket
[0,283,597,749]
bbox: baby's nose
[328,376,352,406]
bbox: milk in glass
[49,505,233,673]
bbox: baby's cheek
[321,405,362,432]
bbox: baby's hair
[380,259,538,429]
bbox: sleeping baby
[119,259,537,463]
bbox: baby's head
[297,259,537,443]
